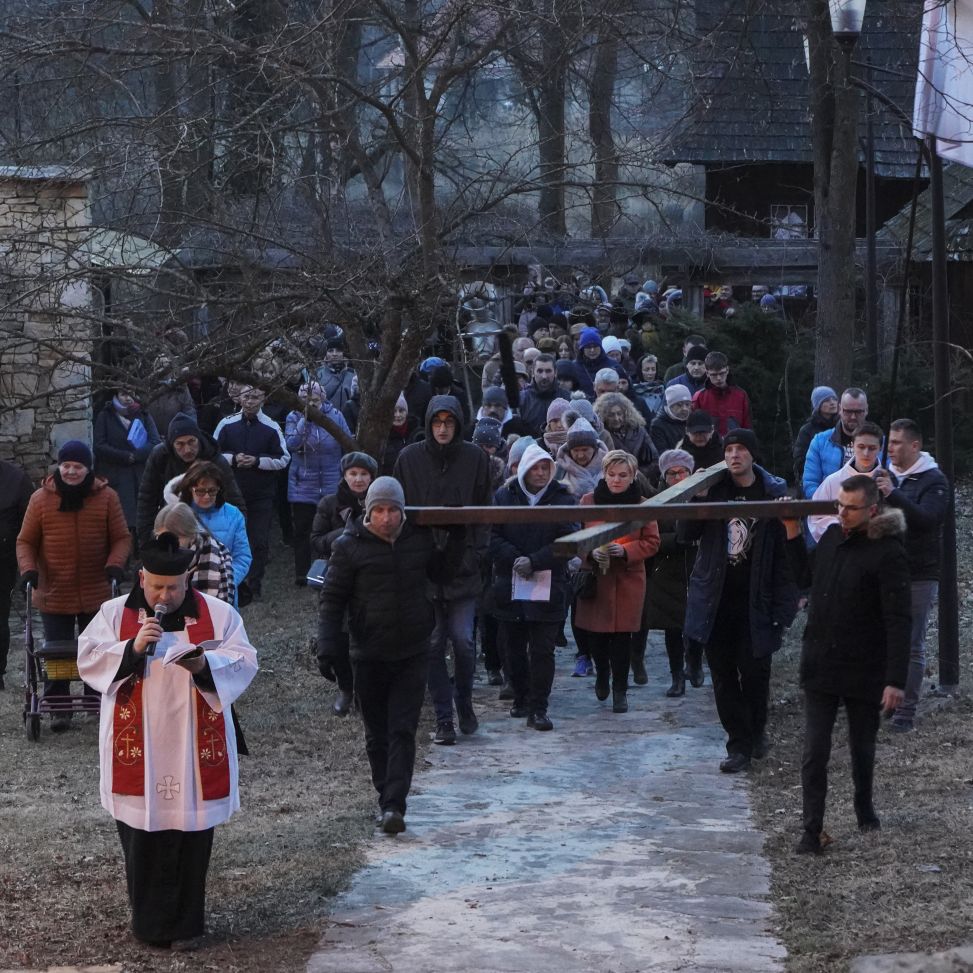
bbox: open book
[162,639,220,667]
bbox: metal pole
[927,138,959,691]
[864,59,878,371]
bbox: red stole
[113,592,230,800]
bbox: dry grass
[752,483,973,971]
[0,539,382,972]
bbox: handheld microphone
[147,603,167,657]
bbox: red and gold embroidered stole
[113,592,230,800]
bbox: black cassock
[116,821,214,945]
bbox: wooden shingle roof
[667,0,921,177]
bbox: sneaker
[433,721,456,745]
[456,699,478,735]
[572,656,590,678]
[380,810,406,835]
[509,702,529,719]
[719,753,750,774]
[486,669,504,686]
[332,690,353,717]
[584,657,594,676]
[498,682,515,701]
[890,718,914,734]
[858,815,881,833]
[527,712,553,731]
[794,831,823,856]
[595,668,610,701]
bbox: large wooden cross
[408,463,836,556]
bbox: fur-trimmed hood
[866,507,906,540]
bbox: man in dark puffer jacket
[317,477,462,836]
[393,395,493,745]
[136,413,246,546]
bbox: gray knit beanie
[365,476,405,518]
[658,448,695,476]
[341,451,379,477]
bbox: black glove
[318,656,337,682]
[105,565,126,583]
[20,570,39,591]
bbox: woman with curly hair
[594,392,658,479]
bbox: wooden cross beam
[407,462,836,557]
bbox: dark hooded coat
[393,395,494,600]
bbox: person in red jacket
[691,352,751,436]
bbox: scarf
[112,395,141,420]
[336,478,367,521]
[54,470,95,512]
[544,429,567,452]
[593,478,643,506]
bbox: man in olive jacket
[317,477,461,835]
[785,475,910,855]
[393,395,493,745]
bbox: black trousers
[704,610,771,758]
[40,611,96,699]
[0,559,14,676]
[588,631,633,690]
[502,619,559,713]
[242,494,274,589]
[481,613,504,673]
[290,501,317,581]
[801,689,881,837]
[116,821,214,945]
[353,651,429,815]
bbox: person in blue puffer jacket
[286,382,350,584]
[167,461,252,606]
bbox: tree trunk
[589,32,619,237]
[808,0,860,391]
[537,71,567,235]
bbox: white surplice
[77,593,258,832]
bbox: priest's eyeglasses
[192,487,219,496]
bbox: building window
[770,205,809,239]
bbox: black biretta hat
[141,532,195,575]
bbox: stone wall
[0,169,92,481]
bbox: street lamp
[829,0,867,47]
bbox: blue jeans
[894,580,938,724]
[427,597,477,724]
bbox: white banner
[914,0,973,167]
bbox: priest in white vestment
[78,531,258,949]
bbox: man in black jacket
[215,386,290,599]
[518,354,568,438]
[317,477,461,835]
[490,443,578,730]
[681,430,799,773]
[784,475,910,855]
[874,419,950,732]
[0,459,33,689]
[136,412,246,546]
[393,395,493,745]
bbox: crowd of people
[0,277,951,947]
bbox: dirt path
[310,638,785,973]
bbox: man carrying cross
[78,532,258,950]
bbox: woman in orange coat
[17,441,131,730]
[575,450,660,713]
